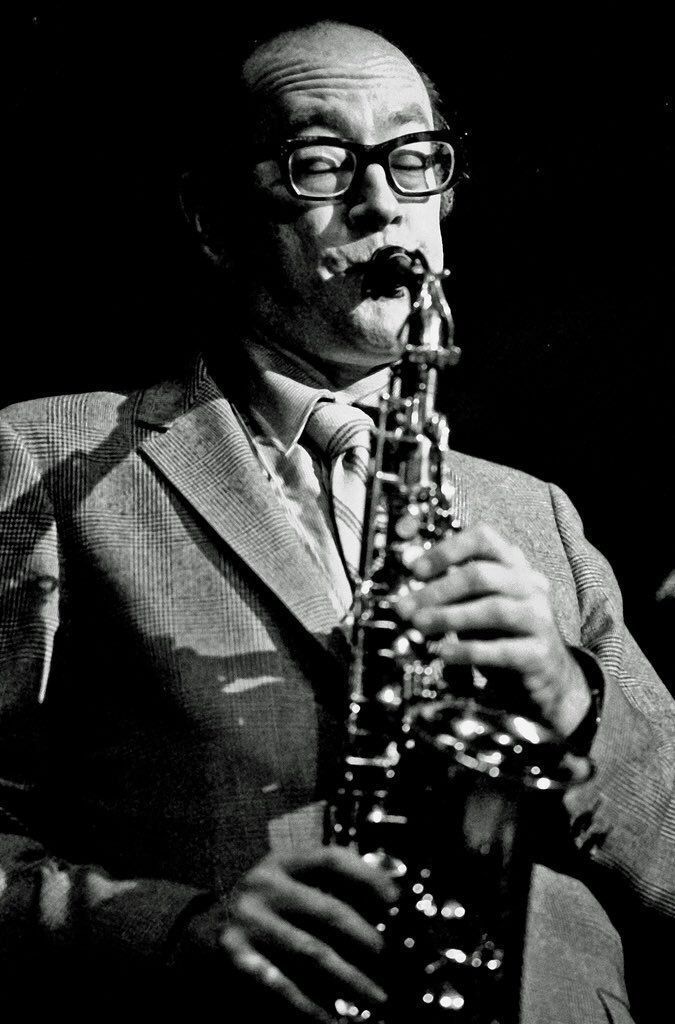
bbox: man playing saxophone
[0,17,673,1024]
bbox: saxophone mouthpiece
[361,246,427,300]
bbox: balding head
[244,21,425,99]
[242,21,444,146]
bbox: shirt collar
[239,340,390,454]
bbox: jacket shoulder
[1,390,130,429]
[452,448,551,498]
[0,390,139,461]
[0,371,194,464]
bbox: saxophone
[326,246,590,1024]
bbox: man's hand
[180,846,394,1022]
[397,523,591,738]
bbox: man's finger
[237,907,388,1009]
[399,563,547,615]
[283,845,398,911]
[255,872,385,959]
[221,930,337,1024]
[410,595,541,638]
[412,523,528,579]
[439,635,549,674]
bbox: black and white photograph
[1,6,673,1021]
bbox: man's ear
[178,169,230,270]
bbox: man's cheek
[251,180,311,229]
[413,202,444,260]
[422,232,444,272]
[280,220,332,274]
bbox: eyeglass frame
[253,129,466,201]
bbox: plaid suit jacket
[1,356,674,1021]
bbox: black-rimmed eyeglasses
[256,130,462,201]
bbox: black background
[3,5,674,687]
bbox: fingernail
[414,556,432,578]
[397,596,415,619]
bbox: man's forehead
[243,22,417,87]
[243,23,433,140]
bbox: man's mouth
[359,247,418,300]
[319,254,411,300]
[320,244,417,278]
[361,280,407,300]
[318,253,361,280]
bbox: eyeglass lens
[288,140,455,198]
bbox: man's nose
[347,164,402,231]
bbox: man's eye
[287,146,354,197]
[390,150,430,171]
[294,152,349,174]
[297,159,341,175]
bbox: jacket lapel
[135,360,472,656]
[137,362,344,652]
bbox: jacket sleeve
[549,481,675,923]
[0,416,213,967]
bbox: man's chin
[348,293,411,358]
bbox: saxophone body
[326,247,587,1024]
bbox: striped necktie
[304,400,374,583]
